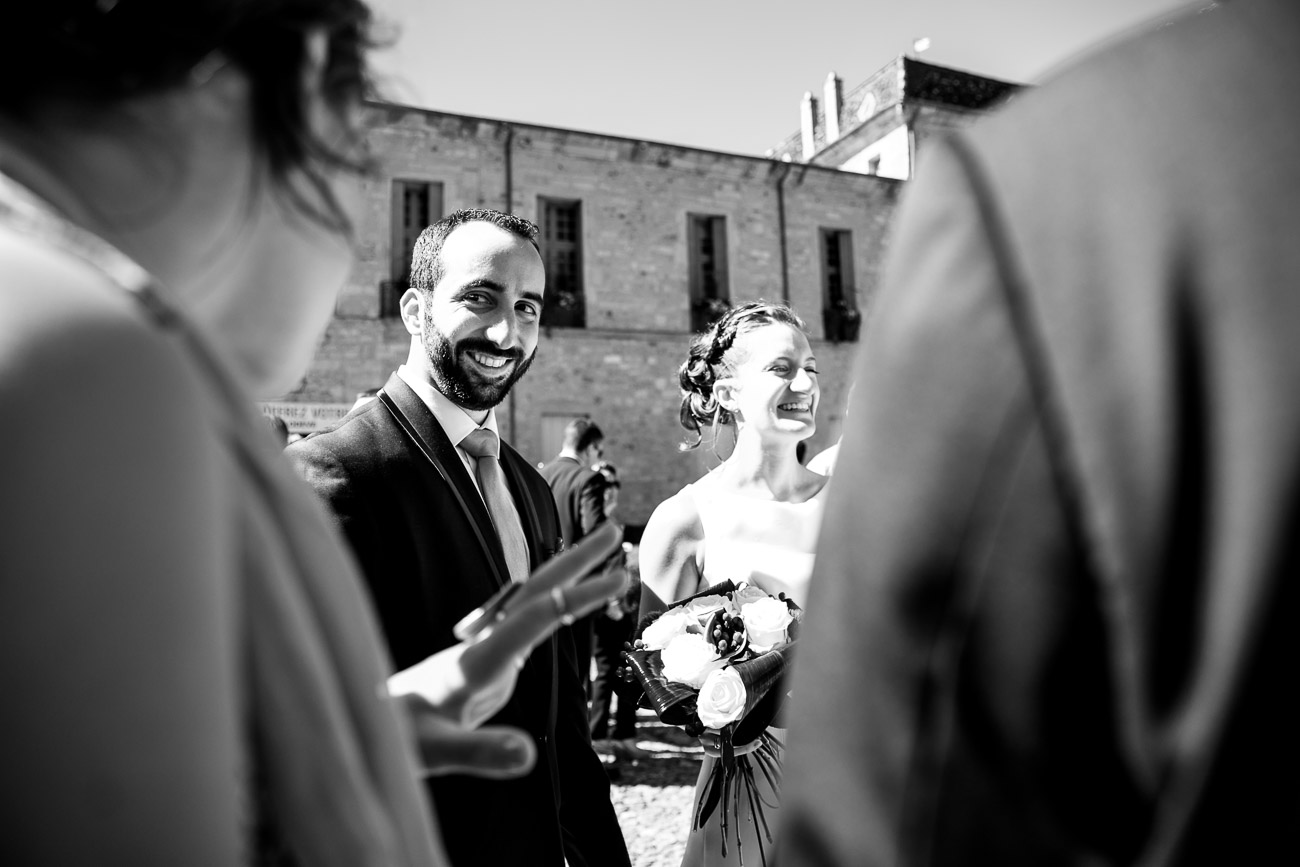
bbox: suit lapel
[379,373,512,589]
[500,442,549,569]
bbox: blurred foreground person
[0,3,625,865]
[778,2,1300,865]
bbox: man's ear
[399,288,423,337]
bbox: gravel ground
[603,709,703,867]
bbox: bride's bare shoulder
[644,486,705,541]
[639,487,706,604]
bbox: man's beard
[422,312,536,412]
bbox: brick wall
[338,105,900,333]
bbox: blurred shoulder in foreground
[779,2,1300,866]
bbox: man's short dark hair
[563,417,604,453]
[409,208,540,294]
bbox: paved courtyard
[605,710,702,867]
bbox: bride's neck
[719,429,806,500]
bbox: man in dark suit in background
[778,2,1300,865]
[288,209,629,867]
[540,417,609,691]
[541,417,609,551]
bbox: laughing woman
[640,301,830,866]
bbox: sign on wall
[259,401,351,435]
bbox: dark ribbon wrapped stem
[621,648,699,728]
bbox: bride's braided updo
[677,300,807,450]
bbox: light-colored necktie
[460,428,531,584]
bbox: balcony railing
[542,288,586,328]
[822,302,862,343]
[691,296,731,333]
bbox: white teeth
[778,403,810,412]
[469,351,509,369]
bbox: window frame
[538,196,586,329]
[687,213,730,332]
[384,179,444,317]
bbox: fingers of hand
[516,522,623,602]
[557,562,629,621]
[410,709,537,780]
[459,563,629,684]
[459,590,564,683]
[386,644,469,718]
[460,671,518,729]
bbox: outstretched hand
[389,522,628,778]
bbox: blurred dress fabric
[778,1,1300,865]
[0,172,442,867]
[681,472,826,867]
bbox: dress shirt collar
[396,364,500,450]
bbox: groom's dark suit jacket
[286,372,628,867]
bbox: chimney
[823,72,843,143]
[800,91,818,160]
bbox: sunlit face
[717,322,819,442]
[409,221,545,413]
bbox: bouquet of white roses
[621,579,801,866]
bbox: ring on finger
[551,586,576,627]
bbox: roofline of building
[364,98,905,185]
[769,54,1025,159]
[900,55,1023,90]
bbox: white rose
[641,609,694,650]
[660,633,724,688]
[731,583,770,610]
[696,667,747,729]
[684,594,727,626]
[740,597,794,653]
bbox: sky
[366,0,1199,156]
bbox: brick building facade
[268,58,1019,529]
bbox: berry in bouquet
[621,579,800,866]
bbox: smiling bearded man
[420,288,535,411]
[288,208,630,867]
